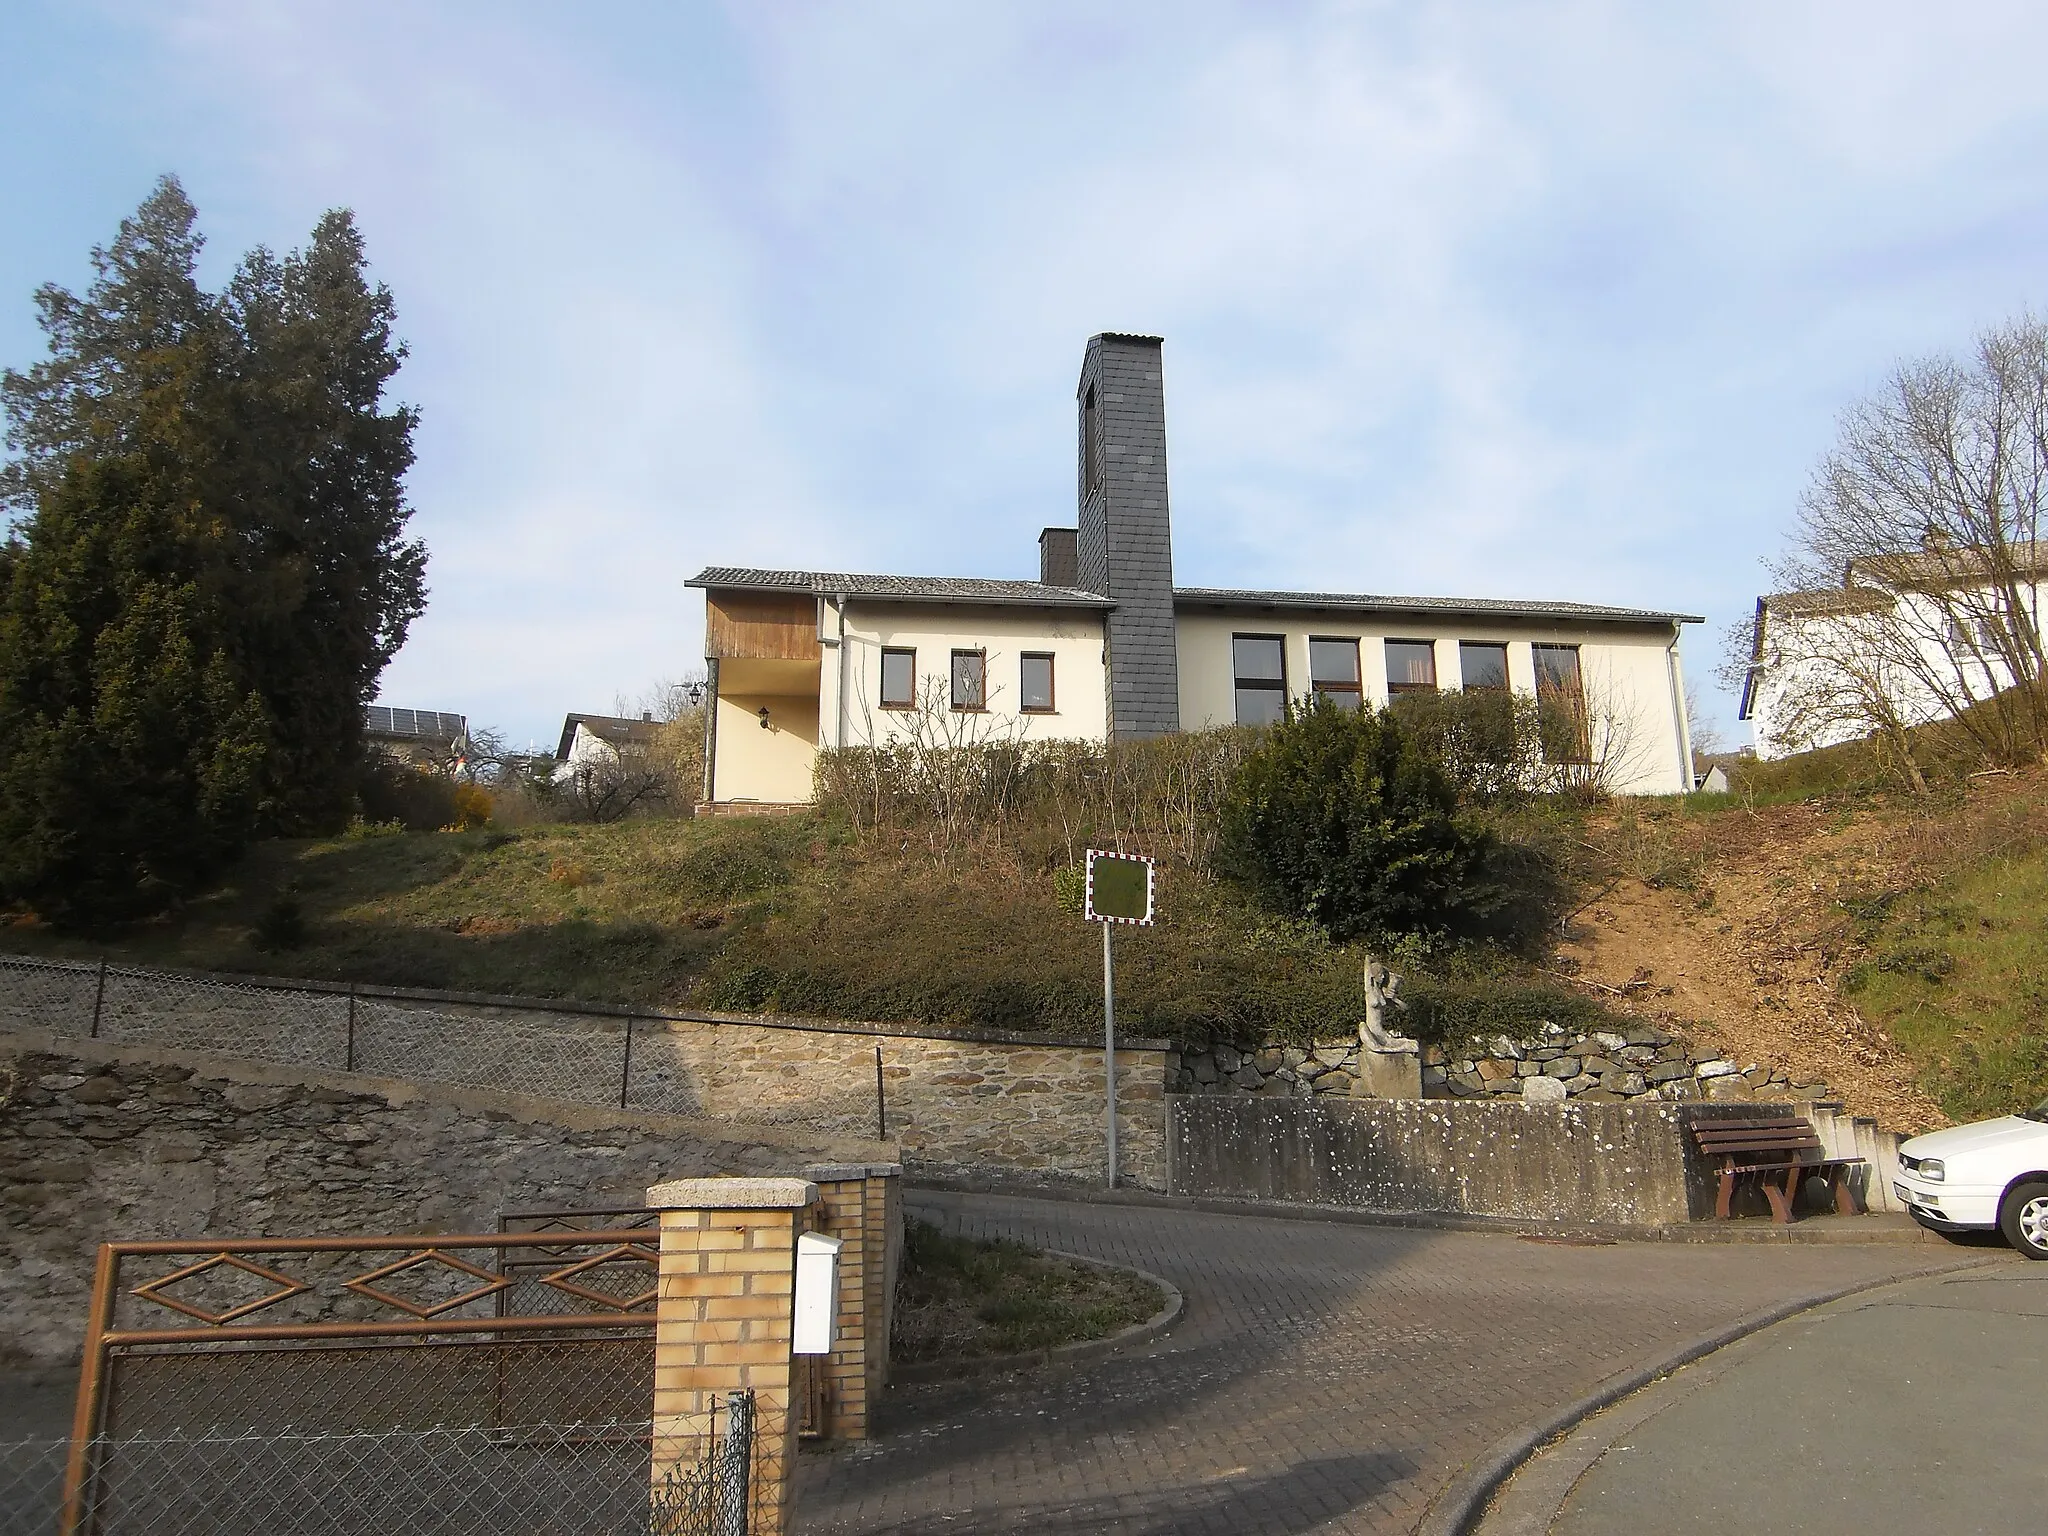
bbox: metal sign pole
[1103,917,1117,1190]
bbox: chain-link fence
[33,1229,761,1536]
[3,1399,753,1536]
[0,953,891,1141]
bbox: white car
[1894,1099,2048,1259]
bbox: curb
[888,1251,1185,1385]
[1413,1257,2008,1536]
[906,1176,1944,1246]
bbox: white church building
[690,334,1703,807]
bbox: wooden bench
[1689,1113,1866,1223]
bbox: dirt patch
[1551,786,2035,1135]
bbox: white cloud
[30,0,2048,747]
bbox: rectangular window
[951,648,986,711]
[1083,384,1103,494]
[1385,639,1437,693]
[1020,652,1055,712]
[1232,634,1287,726]
[1308,637,1362,710]
[1459,642,1509,691]
[1533,643,1588,763]
[880,647,915,709]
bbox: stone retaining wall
[0,1030,889,1366]
[1170,1018,1838,1107]
[0,957,1171,1189]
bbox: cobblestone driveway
[799,1191,1979,1535]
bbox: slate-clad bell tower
[1076,333,1181,738]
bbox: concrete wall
[1168,1096,1782,1226]
[1174,611,1694,796]
[826,601,1109,751]
[0,1031,889,1367]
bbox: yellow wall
[1175,611,1692,795]
[712,689,820,803]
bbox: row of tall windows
[879,648,1056,713]
[1230,635,1582,725]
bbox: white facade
[691,584,1698,803]
[821,600,1111,751]
[1741,577,2047,760]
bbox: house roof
[556,712,663,760]
[690,567,1701,626]
[1173,588,1704,626]
[687,568,1116,609]
[1847,538,2048,590]
[365,706,466,743]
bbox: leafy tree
[1217,698,1494,944]
[0,177,426,928]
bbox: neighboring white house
[553,713,663,778]
[690,334,1704,807]
[1738,542,2048,759]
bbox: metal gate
[37,1231,754,1536]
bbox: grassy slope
[1844,840,2048,1122]
[0,814,1388,1046]
[1565,758,2048,1129]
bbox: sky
[7,1,2048,753]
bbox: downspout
[1666,628,1692,793]
[836,593,849,749]
[702,656,720,807]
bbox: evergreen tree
[1217,698,1493,944]
[0,178,425,928]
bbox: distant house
[364,706,467,769]
[555,713,663,772]
[687,333,1704,809]
[1737,540,2048,759]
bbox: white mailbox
[792,1231,842,1356]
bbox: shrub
[250,892,308,951]
[1217,699,1494,944]
[358,763,461,831]
[448,783,492,830]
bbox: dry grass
[890,1219,1163,1364]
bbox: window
[1021,652,1055,712]
[1459,642,1509,691]
[1385,639,1437,693]
[1233,634,1287,726]
[1533,644,1588,763]
[1083,384,1103,493]
[1308,637,1361,709]
[880,647,915,709]
[951,649,986,711]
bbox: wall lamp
[757,706,772,730]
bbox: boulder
[1522,1075,1568,1103]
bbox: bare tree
[1735,313,2048,772]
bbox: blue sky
[7,2,2048,752]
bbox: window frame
[950,647,988,712]
[1232,632,1289,726]
[1083,384,1103,494]
[1307,635,1363,709]
[880,646,916,710]
[1019,651,1056,714]
[1457,641,1510,692]
[1384,638,1439,695]
[1532,643,1590,764]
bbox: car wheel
[1998,1180,2048,1260]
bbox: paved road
[1484,1259,2041,1536]
[799,1192,1988,1536]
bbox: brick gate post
[646,1175,817,1536]
[801,1162,903,1439]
